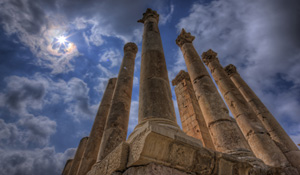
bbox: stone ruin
[62,8,300,175]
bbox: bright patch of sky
[0,0,299,174]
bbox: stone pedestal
[175,29,251,154]
[137,8,178,128]
[77,78,117,175]
[88,120,276,175]
[172,70,215,150]
[62,159,73,175]
[68,137,88,175]
[202,49,292,169]
[224,64,300,172]
[97,42,138,161]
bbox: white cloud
[99,49,122,68]
[160,4,175,25]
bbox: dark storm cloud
[176,0,300,144]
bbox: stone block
[87,142,129,175]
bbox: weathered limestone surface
[124,121,273,175]
[122,163,195,175]
[97,42,137,161]
[87,142,129,175]
[77,78,117,175]
[137,8,178,128]
[224,64,300,172]
[175,29,251,154]
[202,50,292,169]
[68,137,88,175]
[172,70,215,150]
[62,159,73,175]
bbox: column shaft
[202,50,290,167]
[76,78,117,175]
[68,137,88,175]
[225,64,300,171]
[137,8,178,127]
[62,159,73,175]
[172,70,215,150]
[97,42,137,161]
[176,29,251,153]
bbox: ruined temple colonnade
[62,8,300,175]
[202,49,290,168]
[76,78,117,175]
[97,42,138,161]
[175,29,252,154]
[224,64,300,172]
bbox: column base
[87,121,296,175]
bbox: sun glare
[57,36,67,44]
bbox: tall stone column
[172,70,215,150]
[77,78,117,175]
[176,29,251,154]
[62,159,73,175]
[97,42,137,161]
[137,8,178,128]
[68,137,88,175]
[224,64,300,172]
[202,49,290,168]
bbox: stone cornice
[172,70,191,86]
[201,49,218,66]
[224,64,239,76]
[124,42,138,54]
[137,8,159,23]
[175,29,195,47]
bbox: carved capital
[201,49,218,65]
[224,64,238,76]
[176,29,195,47]
[138,8,159,23]
[124,42,138,54]
[172,70,191,86]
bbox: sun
[57,36,67,44]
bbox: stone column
[97,42,137,161]
[68,137,88,175]
[202,49,290,168]
[176,29,251,154]
[77,78,117,175]
[224,64,300,171]
[62,159,73,175]
[172,70,215,150]
[137,8,178,128]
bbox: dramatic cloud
[0,76,46,115]
[64,77,98,120]
[177,0,300,143]
[18,115,57,146]
[0,147,76,175]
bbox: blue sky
[0,0,300,174]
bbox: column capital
[224,64,239,76]
[172,70,190,86]
[124,42,138,54]
[201,49,219,66]
[137,8,159,23]
[176,29,195,47]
